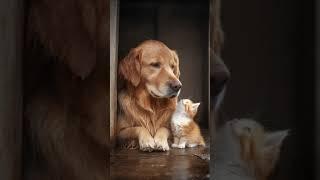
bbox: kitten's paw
[187,144,198,148]
[171,143,179,148]
[139,134,155,152]
[177,144,186,149]
[154,136,170,151]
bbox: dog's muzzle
[167,80,182,98]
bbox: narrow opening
[111,0,210,179]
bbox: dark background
[118,0,316,179]
[220,0,315,179]
[118,0,210,128]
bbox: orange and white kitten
[171,99,205,148]
[213,118,289,180]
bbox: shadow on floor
[110,130,209,180]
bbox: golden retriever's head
[119,40,182,98]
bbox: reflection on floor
[110,130,209,180]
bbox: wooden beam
[316,0,320,178]
[0,0,23,179]
[110,0,119,145]
[210,0,223,177]
[209,0,215,177]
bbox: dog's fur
[117,40,181,151]
[24,0,109,179]
[213,119,288,180]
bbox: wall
[119,0,209,127]
[221,0,315,179]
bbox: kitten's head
[177,99,200,118]
[228,118,289,180]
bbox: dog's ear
[119,48,142,86]
[171,50,180,78]
[261,130,289,176]
[29,0,97,79]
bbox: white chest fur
[171,111,191,136]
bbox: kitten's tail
[199,137,206,147]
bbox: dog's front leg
[26,96,107,180]
[154,127,170,151]
[138,127,156,151]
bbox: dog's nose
[169,81,182,92]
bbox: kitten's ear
[264,130,289,147]
[191,103,200,113]
[262,130,289,175]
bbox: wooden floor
[110,130,209,180]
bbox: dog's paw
[139,134,155,152]
[154,136,170,151]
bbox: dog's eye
[171,65,175,69]
[150,62,161,68]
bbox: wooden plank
[209,1,215,177]
[0,0,23,179]
[316,0,320,178]
[110,0,119,145]
[111,130,209,179]
[210,0,223,177]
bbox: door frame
[0,0,23,179]
[109,0,216,149]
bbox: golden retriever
[117,40,182,151]
[24,0,109,179]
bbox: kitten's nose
[169,80,182,92]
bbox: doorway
[110,0,211,179]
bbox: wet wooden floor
[110,130,209,180]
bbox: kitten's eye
[150,62,161,68]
